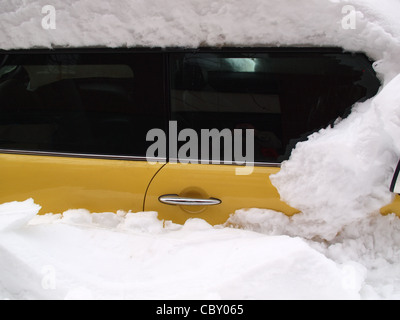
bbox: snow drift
[260,0,400,241]
[269,74,400,241]
[0,200,366,300]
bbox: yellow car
[0,47,396,225]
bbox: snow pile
[0,201,364,300]
[228,209,400,298]
[0,199,41,232]
[1,199,399,299]
[263,1,400,240]
[267,75,400,241]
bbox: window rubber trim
[0,148,163,162]
[0,149,281,167]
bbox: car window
[170,51,381,163]
[0,52,166,157]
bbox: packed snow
[1,0,400,300]
[0,200,382,300]
[270,74,400,241]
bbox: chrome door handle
[159,195,222,206]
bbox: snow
[1,0,400,81]
[0,200,367,300]
[1,197,400,299]
[0,199,40,232]
[269,76,400,241]
[1,0,400,300]
[228,209,400,299]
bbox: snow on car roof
[0,2,396,50]
[1,0,399,81]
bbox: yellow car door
[144,163,298,225]
[0,51,167,214]
[144,50,382,225]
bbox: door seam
[143,163,168,211]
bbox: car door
[145,162,298,225]
[0,51,167,214]
[144,49,382,225]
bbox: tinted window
[170,51,381,163]
[0,53,166,157]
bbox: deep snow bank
[227,208,400,299]
[0,201,364,300]
[269,74,400,241]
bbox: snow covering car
[0,47,390,225]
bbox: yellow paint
[0,153,163,214]
[1,153,399,225]
[144,163,299,225]
[380,195,400,217]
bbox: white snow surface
[1,0,400,300]
[0,200,383,300]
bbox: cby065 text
[201,305,244,315]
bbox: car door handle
[159,195,222,206]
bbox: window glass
[170,51,381,163]
[0,53,166,157]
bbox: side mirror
[390,160,400,194]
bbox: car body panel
[0,153,164,214]
[1,151,399,223]
[144,163,299,225]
